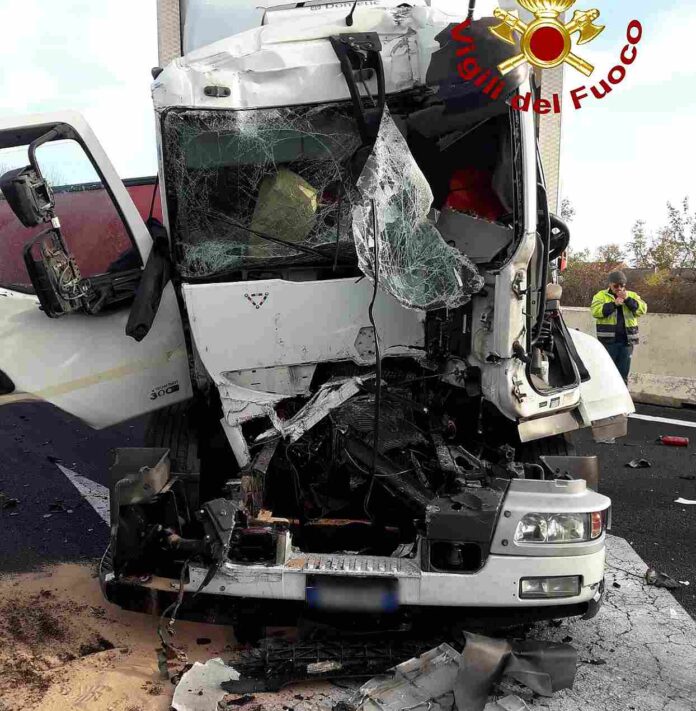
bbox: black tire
[144,402,200,474]
[516,432,576,463]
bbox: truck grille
[285,554,420,577]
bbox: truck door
[0,112,192,428]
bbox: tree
[595,243,625,265]
[560,198,575,223]
[628,198,696,269]
[566,246,590,263]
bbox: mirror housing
[0,166,55,227]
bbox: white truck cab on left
[0,113,192,427]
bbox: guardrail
[563,307,696,408]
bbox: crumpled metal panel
[257,376,371,443]
[351,108,484,311]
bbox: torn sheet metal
[172,658,240,711]
[155,5,455,111]
[455,632,577,710]
[258,375,371,443]
[355,634,576,711]
[351,108,484,311]
[219,381,287,427]
[355,643,460,711]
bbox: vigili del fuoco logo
[450,0,642,113]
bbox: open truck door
[0,112,192,428]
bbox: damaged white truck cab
[0,3,632,629]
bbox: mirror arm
[27,124,72,183]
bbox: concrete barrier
[563,307,696,407]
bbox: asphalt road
[1,401,695,617]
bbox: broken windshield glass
[351,108,484,311]
[162,105,362,276]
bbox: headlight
[514,511,605,543]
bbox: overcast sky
[0,0,690,257]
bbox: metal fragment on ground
[626,458,651,469]
[645,568,682,590]
[171,657,240,711]
[484,695,530,711]
[454,633,575,710]
[354,643,460,711]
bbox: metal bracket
[329,32,385,144]
[511,270,527,300]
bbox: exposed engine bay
[109,355,594,584]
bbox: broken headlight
[514,512,605,544]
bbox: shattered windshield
[162,102,490,310]
[162,105,363,277]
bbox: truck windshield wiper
[204,210,334,264]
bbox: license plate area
[306,575,399,612]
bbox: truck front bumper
[101,545,605,622]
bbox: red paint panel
[0,179,159,291]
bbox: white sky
[0,0,690,256]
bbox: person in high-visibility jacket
[591,270,647,383]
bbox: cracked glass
[162,105,362,276]
[351,108,484,311]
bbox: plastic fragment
[171,658,240,711]
[675,497,696,505]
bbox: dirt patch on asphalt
[0,562,234,710]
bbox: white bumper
[116,545,605,609]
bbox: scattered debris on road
[626,458,651,469]
[657,435,689,447]
[346,633,576,711]
[171,658,239,711]
[0,491,19,509]
[645,568,682,590]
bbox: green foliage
[595,243,625,265]
[627,198,696,269]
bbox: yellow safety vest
[590,289,647,344]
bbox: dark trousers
[603,342,633,383]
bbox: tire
[144,402,200,474]
[516,432,576,463]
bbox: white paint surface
[630,412,696,429]
[0,284,192,428]
[56,463,110,525]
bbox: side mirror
[549,214,570,261]
[0,166,55,227]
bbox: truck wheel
[144,402,200,474]
[517,433,576,462]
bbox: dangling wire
[364,199,382,520]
